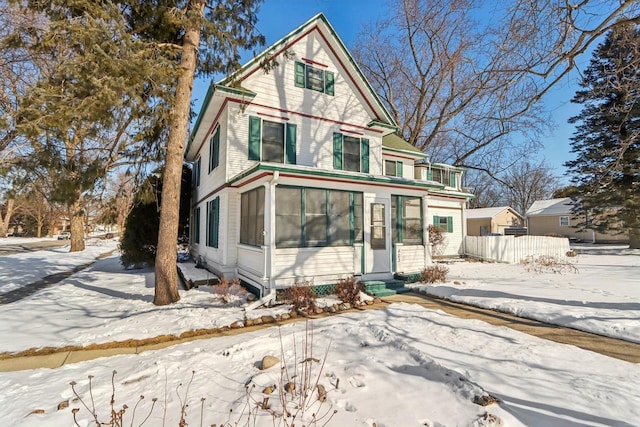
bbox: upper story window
[294,61,334,95]
[333,133,369,173]
[208,126,220,173]
[429,167,456,187]
[385,160,403,177]
[248,116,297,164]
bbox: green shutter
[427,168,433,181]
[194,207,200,244]
[196,158,201,186]
[213,127,220,169]
[205,201,210,246]
[248,116,261,160]
[361,138,369,173]
[447,216,453,233]
[349,192,355,244]
[433,216,439,228]
[285,123,297,164]
[325,70,334,95]
[333,132,343,170]
[294,61,305,88]
[213,197,220,248]
[396,161,403,177]
[450,172,456,187]
[208,135,213,173]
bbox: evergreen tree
[566,23,640,249]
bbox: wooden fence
[463,235,571,263]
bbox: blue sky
[193,0,591,180]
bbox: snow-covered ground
[0,245,639,426]
[0,238,118,296]
[0,236,57,246]
[411,244,640,343]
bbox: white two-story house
[185,13,472,297]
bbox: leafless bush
[334,276,364,306]
[428,225,446,257]
[211,278,246,304]
[566,249,577,257]
[520,255,578,274]
[285,282,318,314]
[420,264,449,283]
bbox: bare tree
[501,160,560,215]
[353,0,640,178]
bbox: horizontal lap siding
[397,245,426,272]
[273,246,356,285]
[238,245,265,277]
[427,198,464,256]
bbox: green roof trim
[367,120,398,131]
[382,134,426,156]
[229,163,453,191]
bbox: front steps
[363,279,411,297]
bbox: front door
[365,197,391,274]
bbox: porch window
[240,187,265,246]
[391,196,423,245]
[294,61,334,95]
[333,133,369,173]
[248,117,297,164]
[560,216,570,226]
[433,215,453,233]
[275,186,363,248]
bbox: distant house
[184,13,473,297]
[525,198,628,243]
[466,207,524,236]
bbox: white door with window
[365,197,391,274]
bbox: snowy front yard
[0,245,638,426]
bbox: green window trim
[450,172,456,187]
[392,195,423,245]
[195,157,201,187]
[206,197,220,248]
[194,207,201,244]
[294,61,335,96]
[396,161,403,178]
[209,126,220,173]
[333,132,343,170]
[361,138,369,173]
[433,215,453,233]
[333,133,369,173]
[248,116,297,164]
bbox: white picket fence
[464,235,571,263]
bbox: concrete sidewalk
[1,292,638,373]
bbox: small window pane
[371,203,386,250]
[391,196,398,243]
[276,187,302,248]
[353,193,363,243]
[306,66,324,92]
[262,121,284,163]
[385,160,396,177]
[560,216,569,226]
[305,189,327,246]
[343,136,360,172]
[403,197,422,244]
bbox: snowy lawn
[410,244,640,343]
[0,238,118,296]
[0,236,57,246]
[1,303,639,427]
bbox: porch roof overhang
[228,163,473,200]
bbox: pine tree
[566,23,640,249]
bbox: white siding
[396,245,427,273]
[272,246,359,286]
[427,198,465,256]
[238,245,266,277]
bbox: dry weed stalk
[335,276,364,306]
[420,264,449,283]
[520,255,579,274]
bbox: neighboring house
[184,13,472,296]
[525,198,629,243]
[466,207,524,236]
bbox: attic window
[294,61,334,95]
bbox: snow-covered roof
[466,206,522,220]
[526,198,573,217]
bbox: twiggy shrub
[335,276,364,306]
[211,278,246,304]
[286,282,318,314]
[428,225,446,257]
[520,255,578,274]
[420,264,449,283]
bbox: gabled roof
[466,206,523,220]
[382,134,427,158]
[188,12,397,150]
[525,198,573,217]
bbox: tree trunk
[0,198,15,237]
[629,228,640,249]
[69,199,86,252]
[153,0,205,306]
